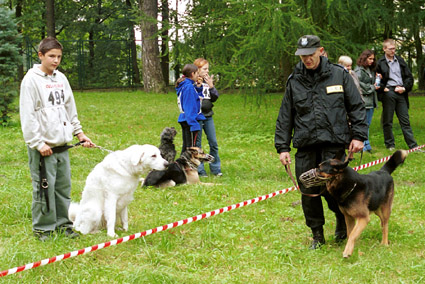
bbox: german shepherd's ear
[334,149,346,161]
[334,159,350,170]
[186,147,198,155]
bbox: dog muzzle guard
[299,168,329,188]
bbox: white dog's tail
[68,202,80,222]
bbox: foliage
[172,0,425,92]
[0,4,21,125]
[1,90,425,282]
[395,0,425,89]
[3,0,425,91]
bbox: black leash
[39,141,83,215]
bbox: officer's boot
[309,226,325,249]
[335,215,347,243]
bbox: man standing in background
[376,39,419,150]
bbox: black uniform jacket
[275,57,368,153]
[376,55,413,107]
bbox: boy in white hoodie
[20,37,94,241]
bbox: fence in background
[24,37,140,90]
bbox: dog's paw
[159,180,176,188]
[116,226,128,232]
[343,247,353,258]
[107,231,118,238]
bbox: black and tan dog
[143,147,214,188]
[314,150,407,258]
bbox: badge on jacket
[326,85,343,94]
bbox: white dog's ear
[131,151,144,166]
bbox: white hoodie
[20,64,83,150]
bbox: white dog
[69,144,168,237]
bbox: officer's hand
[349,139,364,153]
[279,152,291,166]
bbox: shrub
[0,5,21,125]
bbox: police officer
[275,35,368,249]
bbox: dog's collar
[339,182,357,202]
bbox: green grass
[0,91,424,283]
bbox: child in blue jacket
[175,64,206,153]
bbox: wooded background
[2,0,425,93]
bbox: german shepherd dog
[143,147,214,188]
[314,150,407,258]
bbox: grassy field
[0,90,424,283]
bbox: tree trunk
[160,0,169,86]
[382,0,394,40]
[45,0,55,37]
[281,53,293,92]
[16,0,24,81]
[126,0,141,85]
[173,0,180,81]
[140,0,166,93]
[413,28,425,90]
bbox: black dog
[158,127,177,164]
[311,150,407,258]
[143,147,214,188]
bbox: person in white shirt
[20,37,94,241]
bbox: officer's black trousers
[295,145,346,230]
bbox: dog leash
[39,142,114,214]
[94,145,114,153]
[39,141,83,215]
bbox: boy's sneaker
[34,230,53,242]
[57,227,80,239]
[215,172,223,177]
[64,228,80,239]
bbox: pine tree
[0,5,21,124]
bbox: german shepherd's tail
[380,150,408,174]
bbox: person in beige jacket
[20,37,94,241]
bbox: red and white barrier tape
[0,187,298,277]
[353,145,424,172]
[1,145,423,277]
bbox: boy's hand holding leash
[76,132,96,148]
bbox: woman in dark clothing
[355,49,380,153]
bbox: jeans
[363,108,374,151]
[195,116,221,175]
